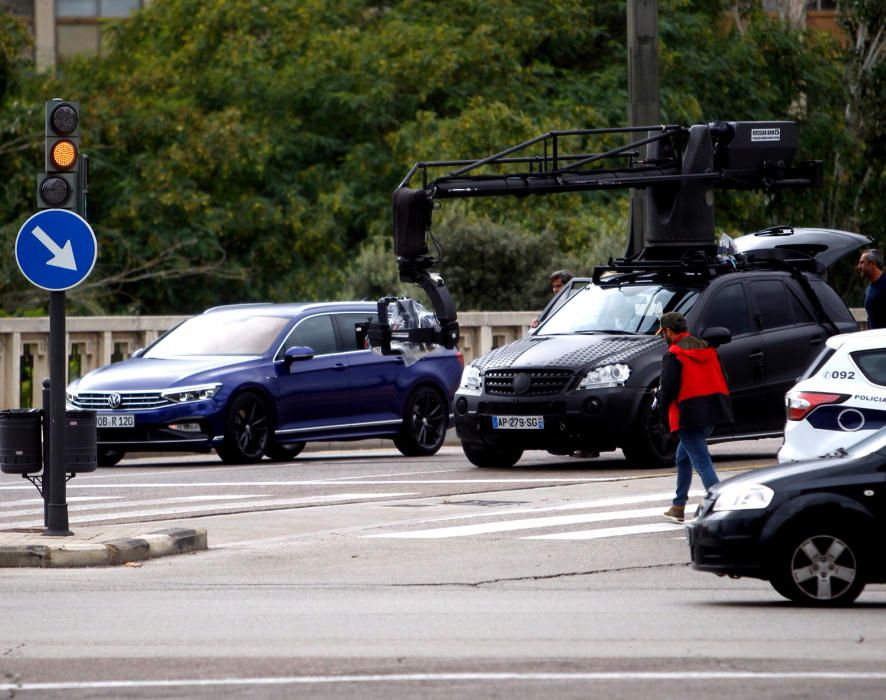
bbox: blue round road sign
[15,209,97,291]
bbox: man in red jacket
[657,312,734,523]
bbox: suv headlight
[578,363,631,389]
[712,484,774,512]
[161,383,222,403]
[459,365,483,395]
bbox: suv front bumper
[453,385,647,453]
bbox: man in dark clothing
[857,249,886,329]
[657,312,734,523]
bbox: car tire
[216,392,271,464]
[462,441,523,468]
[97,449,125,467]
[393,386,448,457]
[265,441,305,461]
[622,385,677,468]
[769,524,867,606]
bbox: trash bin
[63,409,97,474]
[0,409,43,475]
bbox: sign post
[15,208,97,535]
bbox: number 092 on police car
[492,415,544,430]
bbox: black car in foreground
[687,430,886,605]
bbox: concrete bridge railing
[1,309,867,410]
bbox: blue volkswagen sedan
[66,302,463,466]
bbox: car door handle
[748,351,764,361]
[809,336,823,345]
[334,363,347,371]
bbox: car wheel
[265,441,305,461]
[393,386,448,457]
[217,392,271,464]
[97,449,125,467]
[462,441,523,468]
[622,385,677,468]
[769,526,866,606]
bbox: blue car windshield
[537,283,699,335]
[145,313,290,357]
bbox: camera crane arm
[368,121,822,353]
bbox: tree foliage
[0,0,882,314]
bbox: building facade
[2,0,147,70]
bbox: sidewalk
[0,524,207,568]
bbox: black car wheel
[622,385,677,468]
[265,441,305,461]
[462,441,523,468]
[770,527,866,606]
[394,386,448,457]
[216,392,271,464]
[97,449,125,467]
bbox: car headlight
[578,363,631,389]
[712,484,775,512]
[459,365,483,395]
[161,383,222,403]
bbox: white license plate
[97,414,135,428]
[492,415,545,430]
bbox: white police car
[779,328,886,462]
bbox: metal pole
[626,0,660,257]
[44,290,71,536]
[41,377,51,528]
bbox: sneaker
[662,505,685,523]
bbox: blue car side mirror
[283,346,315,367]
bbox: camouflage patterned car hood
[473,334,663,371]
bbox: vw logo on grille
[107,393,122,409]
[512,373,532,394]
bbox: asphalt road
[1,438,884,699]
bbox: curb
[0,527,207,568]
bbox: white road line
[526,522,685,540]
[368,490,706,529]
[2,671,885,691]
[365,506,674,539]
[0,477,623,492]
[0,494,264,519]
[0,492,416,529]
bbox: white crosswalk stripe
[363,490,705,541]
[0,492,416,529]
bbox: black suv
[454,228,869,468]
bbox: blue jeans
[672,426,719,506]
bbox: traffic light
[37,100,82,212]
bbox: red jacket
[660,333,733,433]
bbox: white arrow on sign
[32,225,77,271]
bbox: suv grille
[70,391,172,410]
[484,369,573,396]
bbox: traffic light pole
[45,290,70,536]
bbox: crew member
[657,312,733,523]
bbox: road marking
[3,671,885,691]
[0,492,416,529]
[0,494,264,519]
[377,490,706,527]
[526,522,684,539]
[365,506,677,539]
[0,477,623,492]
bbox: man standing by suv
[858,249,886,329]
[657,312,734,523]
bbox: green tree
[0,0,882,315]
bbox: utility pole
[626,0,660,257]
